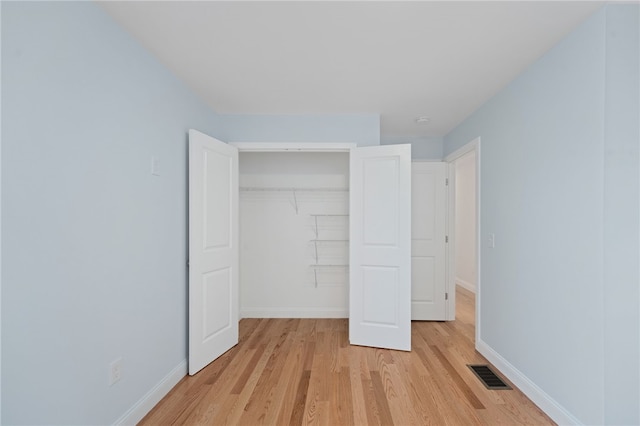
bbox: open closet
[238,151,350,318]
[187,129,449,375]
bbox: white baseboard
[476,339,581,426]
[241,307,348,318]
[456,277,476,293]
[113,360,187,426]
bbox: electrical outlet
[109,357,123,386]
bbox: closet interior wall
[238,152,350,318]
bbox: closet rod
[240,187,348,192]
[309,264,349,268]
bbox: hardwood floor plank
[263,332,310,425]
[287,370,311,426]
[339,366,356,425]
[230,343,267,394]
[181,343,275,425]
[306,354,327,402]
[245,318,272,349]
[369,371,395,426]
[328,367,354,426]
[140,287,555,426]
[326,330,341,373]
[430,344,485,409]
[295,318,317,338]
[211,342,278,425]
[361,376,382,426]
[383,362,422,426]
[404,371,447,425]
[237,321,298,425]
[301,340,315,371]
[301,389,322,426]
[348,346,371,426]
[273,335,311,425]
[169,343,261,425]
[413,344,484,425]
[391,348,446,425]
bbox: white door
[188,129,239,375]
[349,144,412,351]
[411,162,447,320]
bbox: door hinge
[445,292,449,300]
[446,178,449,186]
[445,235,449,243]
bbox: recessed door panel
[411,257,435,303]
[412,168,436,241]
[363,158,399,246]
[202,268,232,340]
[203,150,232,250]
[362,266,399,326]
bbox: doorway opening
[445,137,480,343]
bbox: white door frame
[230,142,356,152]
[444,137,481,342]
[231,141,411,351]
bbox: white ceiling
[100,1,603,138]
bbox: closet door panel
[411,162,447,320]
[188,129,239,375]
[349,144,411,351]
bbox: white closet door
[349,144,412,351]
[411,162,447,320]
[188,129,239,375]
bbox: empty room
[2,1,639,425]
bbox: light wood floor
[140,287,554,425]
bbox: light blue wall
[381,136,443,160]
[1,2,222,424]
[1,3,383,424]
[444,5,639,425]
[602,5,639,424]
[220,113,380,146]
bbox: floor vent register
[467,365,512,390]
